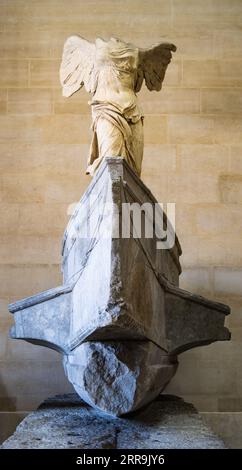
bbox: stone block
[1,115,91,145]
[230,146,242,174]
[170,173,219,203]
[173,0,242,31]
[8,101,52,116]
[0,299,11,324]
[7,88,53,116]
[182,395,219,412]
[0,32,52,58]
[0,116,42,143]
[228,327,242,341]
[30,59,60,87]
[223,299,242,328]
[214,30,242,58]
[196,234,242,266]
[183,60,242,87]
[168,115,214,144]
[171,172,220,206]
[18,204,68,235]
[180,144,229,174]
[201,89,242,114]
[0,394,226,449]
[166,355,220,395]
[202,412,242,449]
[142,144,177,174]
[218,398,242,412]
[0,328,8,359]
[175,203,197,236]
[2,173,86,204]
[177,235,200,266]
[6,336,59,362]
[2,174,45,203]
[141,87,200,114]
[163,60,182,86]
[219,175,242,203]
[0,204,20,234]
[43,175,89,203]
[0,101,6,114]
[0,360,69,396]
[214,268,242,297]
[173,0,241,33]
[173,0,227,24]
[0,89,7,114]
[0,264,61,299]
[214,117,242,144]
[195,204,242,235]
[41,115,92,144]
[0,397,17,412]
[1,2,172,39]
[144,115,167,144]
[179,233,242,268]
[53,88,89,115]
[180,268,212,296]
[0,60,28,87]
[172,32,214,58]
[0,143,89,175]
[13,393,63,412]
[0,234,61,264]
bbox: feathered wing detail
[60,35,97,97]
[135,43,177,92]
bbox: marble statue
[7,38,231,417]
[60,36,176,176]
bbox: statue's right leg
[97,117,126,158]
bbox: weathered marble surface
[9,158,230,353]
[64,341,177,416]
[9,158,231,416]
[1,394,226,449]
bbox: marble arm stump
[9,157,231,416]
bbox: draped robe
[86,38,144,176]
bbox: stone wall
[0,0,241,413]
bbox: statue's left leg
[129,118,144,177]
[86,116,127,175]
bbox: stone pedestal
[0,394,225,449]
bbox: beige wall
[0,0,241,412]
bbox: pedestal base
[1,394,225,449]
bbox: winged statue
[60,36,176,176]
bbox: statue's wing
[60,35,97,97]
[135,43,177,92]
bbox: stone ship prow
[9,157,230,416]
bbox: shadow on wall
[0,411,28,445]
[0,378,16,411]
[0,315,18,412]
[0,370,26,445]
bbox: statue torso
[91,38,143,119]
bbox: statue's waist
[90,100,143,123]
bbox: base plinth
[1,394,225,449]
